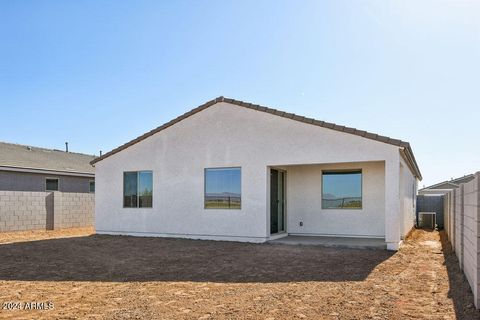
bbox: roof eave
[400,144,422,181]
[0,165,95,177]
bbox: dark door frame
[270,168,286,235]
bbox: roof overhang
[400,145,423,181]
[0,165,94,178]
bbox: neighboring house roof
[0,141,95,177]
[420,174,475,191]
[91,96,422,179]
[418,188,453,195]
[450,174,476,185]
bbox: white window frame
[45,178,59,192]
[321,169,363,210]
[123,171,153,209]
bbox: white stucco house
[91,97,422,250]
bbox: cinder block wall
[454,187,464,267]
[54,192,95,229]
[445,172,480,308]
[463,178,479,303]
[0,191,51,231]
[0,191,94,232]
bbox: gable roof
[0,141,95,177]
[420,174,475,190]
[91,96,422,179]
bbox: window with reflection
[138,171,153,208]
[123,171,153,208]
[322,170,362,209]
[205,168,241,209]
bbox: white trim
[95,230,268,243]
[0,165,94,177]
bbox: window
[123,171,153,208]
[205,168,241,209]
[89,181,95,193]
[322,170,362,209]
[46,178,59,191]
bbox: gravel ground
[0,228,478,319]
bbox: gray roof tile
[0,142,95,175]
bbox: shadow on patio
[0,234,393,283]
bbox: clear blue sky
[1,1,478,187]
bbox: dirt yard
[0,228,478,320]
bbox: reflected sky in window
[205,168,241,196]
[322,171,362,209]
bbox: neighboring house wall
[95,102,410,248]
[444,172,480,308]
[0,170,93,193]
[0,191,94,232]
[286,161,385,238]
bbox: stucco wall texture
[400,155,417,239]
[444,172,480,308]
[0,191,94,232]
[95,102,418,249]
[0,170,93,193]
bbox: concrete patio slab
[268,235,387,250]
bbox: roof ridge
[90,96,421,179]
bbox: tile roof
[91,96,422,179]
[0,141,95,175]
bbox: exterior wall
[443,192,455,248]
[0,191,94,232]
[399,156,417,239]
[462,176,479,304]
[95,102,405,245]
[0,170,94,193]
[444,172,480,308]
[286,161,385,238]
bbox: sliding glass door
[270,169,285,234]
